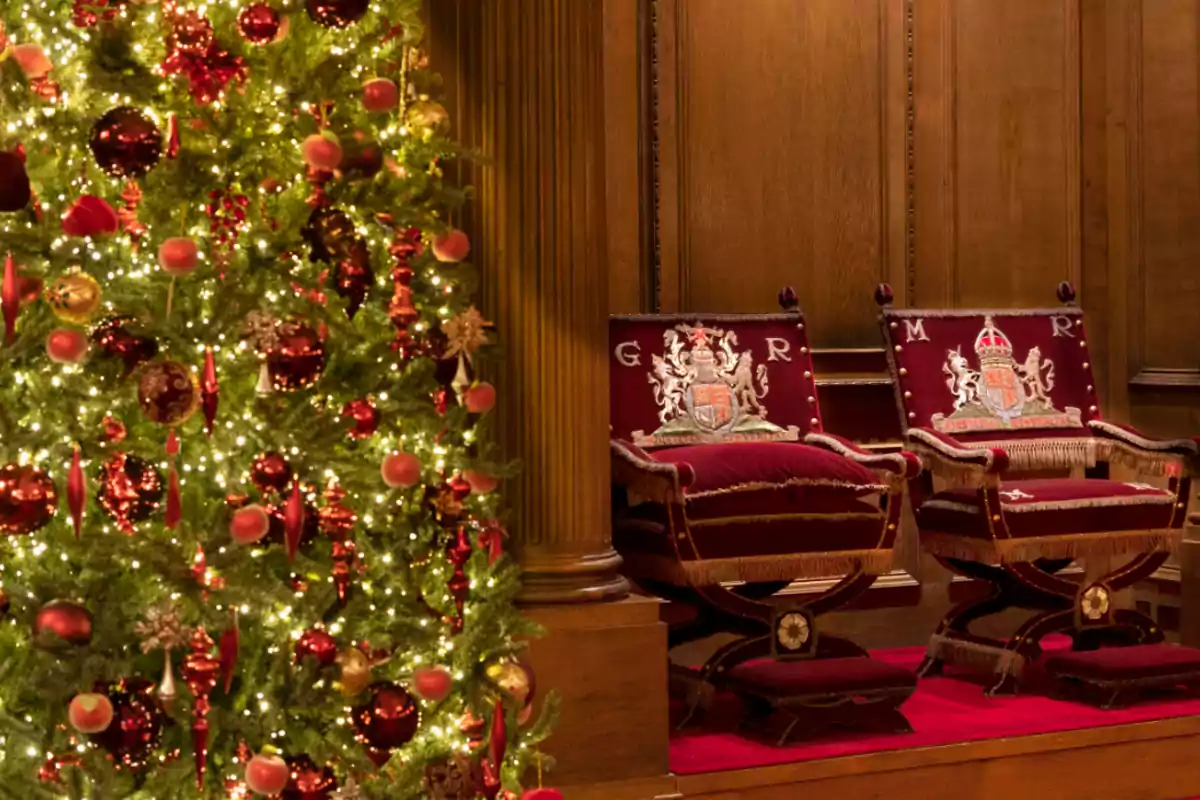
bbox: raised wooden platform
[564,715,1200,800]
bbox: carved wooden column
[426,0,671,791]
[468,0,629,606]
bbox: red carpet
[670,639,1200,775]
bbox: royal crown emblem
[933,316,1081,434]
[632,323,798,447]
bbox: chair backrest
[876,284,1100,446]
[610,294,823,449]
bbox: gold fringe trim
[999,493,1173,513]
[621,549,895,586]
[973,436,1099,472]
[804,432,915,475]
[1099,440,1192,477]
[687,477,887,500]
[920,528,1180,565]
[910,444,999,489]
[928,635,1026,676]
[689,511,883,528]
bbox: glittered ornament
[251,451,292,494]
[486,659,536,724]
[407,100,450,130]
[351,682,420,766]
[237,3,281,44]
[181,628,221,790]
[89,107,163,179]
[334,256,373,320]
[305,0,368,28]
[336,647,373,697]
[93,318,158,376]
[89,680,164,770]
[101,415,127,444]
[0,151,31,212]
[294,628,338,667]
[266,322,326,392]
[96,453,163,533]
[46,271,102,325]
[138,360,200,425]
[281,755,337,800]
[0,463,58,535]
[33,601,93,648]
[341,399,379,439]
[167,10,213,54]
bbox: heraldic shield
[877,283,1200,704]
[609,294,922,743]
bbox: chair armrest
[804,432,921,479]
[1089,420,1199,475]
[907,428,1009,482]
[610,440,693,504]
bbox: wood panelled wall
[605,0,1200,438]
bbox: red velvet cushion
[1044,644,1200,683]
[723,657,917,699]
[614,442,888,561]
[917,478,1175,539]
[653,442,883,497]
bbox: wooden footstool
[1044,644,1200,708]
[720,657,917,745]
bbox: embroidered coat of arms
[933,316,1082,434]
[633,323,797,447]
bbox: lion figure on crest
[944,347,982,411]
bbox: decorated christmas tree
[0,0,555,797]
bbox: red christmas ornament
[96,453,163,534]
[305,0,368,28]
[362,78,399,112]
[266,499,320,550]
[33,601,92,648]
[138,360,200,425]
[245,753,289,795]
[159,237,199,276]
[89,107,163,179]
[237,3,281,44]
[387,229,422,353]
[302,133,343,171]
[2,253,18,343]
[465,382,497,414]
[101,415,127,444]
[341,398,379,439]
[281,755,337,799]
[62,195,120,238]
[181,628,221,790]
[446,526,472,633]
[432,229,471,264]
[482,699,507,800]
[46,328,89,363]
[92,317,158,376]
[351,682,420,766]
[251,451,292,495]
[381,452,421,488]
[0,463,58,536]
[476,520,507,567]
[165,430,182,530]
[0,152,31,212]
[162,11,248,105]
[68,692,114,734]
[413,665,453,702]
[201,347,219,435]
[89,679,164,770]
[267,322,326,392]
[67,446,86,539]
[218,612,240,693]
[294,628,338,667]
[72,0,126,28]
[284,480,305,561]
[230,504,270,545]
[333,256,373,320]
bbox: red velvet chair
[876,282,1199,699]
[610,289,920,742]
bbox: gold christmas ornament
[46,270,102,325]
[336,647,373,697]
